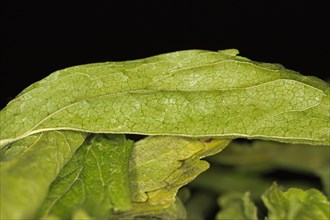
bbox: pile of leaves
[1,49,329,219]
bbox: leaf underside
[1,49,329,147]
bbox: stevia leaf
[216,192,258,220]
[36,134,133,219]
[262,183,330,220]
[1,49,329,147]
[0,131,86,220]
[116,136,230,218]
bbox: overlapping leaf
[1,134,228,219]
[36,134,133,219]
[117,136,230,219]
[0,131,86,219]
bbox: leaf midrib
[1,78,325,147]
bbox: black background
[1,0,329,109]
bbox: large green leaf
[37,134,133,219]
[0,131,86,219]
[1,49,329,147]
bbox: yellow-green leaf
[1,49,329,147]
[36,134,133,219]
[119,136,230,218]
[0,131,86,219]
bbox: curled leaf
[1,49,329,147]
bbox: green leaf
[117,136,230,218]
[37,134,133,219]
[1,49,329,147]
[0,131,86,220]
[262,183,330,220]
[216,192,258,220]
